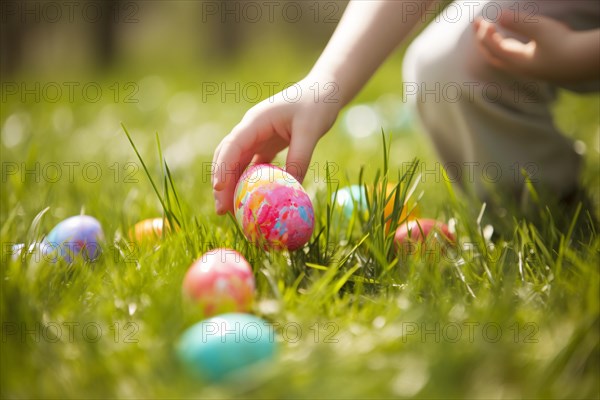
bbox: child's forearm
[309,0,437,106]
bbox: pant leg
[402,0,600,204]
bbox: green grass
[1,68,599,399]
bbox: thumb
[285,131,319,184]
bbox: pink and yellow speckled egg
[182,249,255,317]
[234,164,314,251]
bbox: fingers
[251,136,287,165]
[250,148,279,166]
[251,153,274,165]
[285,128,319,184]
[474,18,505,67]
[212,119,262,215]
[474,17,531,71]
[211,98,327,214]
[497,10,545,40]
[211,141,224,189]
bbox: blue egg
[332,185,368,218]
[177,313,276,381]
[44,215,105,263]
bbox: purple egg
[44,215,105,263]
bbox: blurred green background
[3,0,599,213]
[2,0,598,223]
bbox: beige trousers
[403,0,600,204]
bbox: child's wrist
[298,72,346,110]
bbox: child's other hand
[212,76,341,215]
[474,11,600,82]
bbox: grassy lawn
[1,51,599,398]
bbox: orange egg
[380,183,419,232]
[129,218,170,243]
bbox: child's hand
[474,12,600,82]
[212,76,341,215]
[212,0,430,215]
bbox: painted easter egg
[333,184,418,231]
[182,249,255,317]
[394,218,456,247]
[44,215,105,262]
[129,217,170,244]
[332,185,368,219]
[177,313,276,381]
[381,183,418,232]
[234,164,314,251]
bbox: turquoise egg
[44,215,105,263]
[332,185,368,218]
[177,313,276,381]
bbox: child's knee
[403,41,464,105]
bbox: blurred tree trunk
[0,10,25,77]
[95,0,119,69]
[208,0,243,59]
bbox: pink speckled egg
[233,164,314,251]
[394,219,455,245]
[182,249,255,317]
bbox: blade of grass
[121,123,178,226]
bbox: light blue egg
[332,185,368,218]
[44,215,105,263]
[177,313,276,381]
